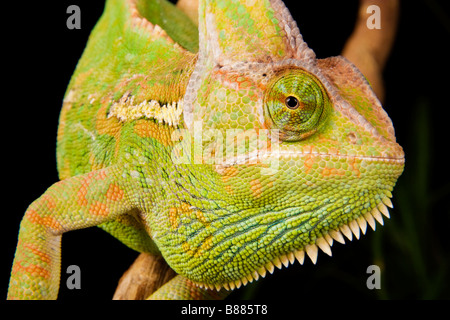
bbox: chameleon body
[8,0,404,300]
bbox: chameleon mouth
[218,147,405,169]
[194,195,393,291]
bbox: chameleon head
[156,0,405,290]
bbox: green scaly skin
[7,0,404,300]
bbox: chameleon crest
[8,0,404,299]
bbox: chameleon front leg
[148,275,230,300]
[7,166,132,300]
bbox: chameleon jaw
[193,196,393,292]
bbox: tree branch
[177,0,199,25]
[342,0,400,103]
[113,253,177,300]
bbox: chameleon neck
[155,54,198,106]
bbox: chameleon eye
[265,69,331,141]
[285,96,299,109]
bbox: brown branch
[113,253,177,300]
[177,0,199,25]
[342,0,400,103]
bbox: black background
[2,0,449,304]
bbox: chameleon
[7,0,404,300]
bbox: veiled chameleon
[8,0,404,299]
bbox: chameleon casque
[8,0,404,300]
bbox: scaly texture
[8,0,404,300]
